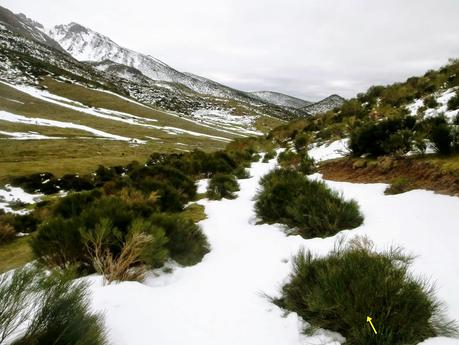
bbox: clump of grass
[277,150,316,174]
[385,177,412,195]
[251,153,262,162]
[0,222,15,244]
[233,166,250,179]
[81,218,163,284]
[255,169,363,238]
[0,266,107,345]
[274,237,458,345]
[181,203,207,223]
[262,150,277,163]
[207,173,240,200]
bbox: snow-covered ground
[0,130,65,140]
[407,88,459,121]
[308,139,350,161]
[190,109,262,136]
[87,150,459,345]
[0,185,42,214]
[0,110,136,142]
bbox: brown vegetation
[319,156,459,196]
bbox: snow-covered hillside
[302,94,346,114]
[250,91,312,109]
[407,87,459,121]
[0,5,65,53]
[47,23,259,102]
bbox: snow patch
[0,185,43,214]
[0,131,65,140]
[191,109,262,136]
[0,110,137,142]
[308,139,350,162]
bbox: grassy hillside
[270,59,459,145]
[0,81,236,181]
[267,59,459,196]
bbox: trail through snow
[89,156,459,345]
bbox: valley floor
[86,153,459,345]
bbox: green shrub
[149,213,209,266]
[53,190,102,219]
[233,166,250,179]
[430,122,453,155]
[293,133,311,152]
[274,238,457,345]
[58,174,94,192]
[207,174,240,200]
[82,218,167,283]
[10,172,64,195]
[350,117,416,157]
[129,165,196,202]
[0,267,107,345]
[385,177,412,195]
[277,151,315,174]
[424,95,439,108]
[31,178,210,273]
[33,195,156,271]
[299,155,316,175]
[32,217,86,269]
[447,91,459,111]
[262,150,277,163]
[250,153,262,162]
[255,169,363,238]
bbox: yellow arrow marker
[366,316,377,334]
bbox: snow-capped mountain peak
[250,91,312,109]
[46,22,259,101]
[301,94,346,115]
[47,23,137,63]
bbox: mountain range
[45,21,345,114]
[0,4,345,151]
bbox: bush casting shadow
[273,238,458,345]
[254,169,363,238]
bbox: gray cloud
[1,0,458,101]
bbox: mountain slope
[0,6,65,53]
[0,15,271,179]
[47,23,262,103]
[250,91,312,109]
[46,22,311,121]
[301,94,345,115]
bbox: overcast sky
[1,0,459,101]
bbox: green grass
[0,139,224,183]
[0,120,92,138]
[385,177,412,195]
[422,153,459,175]
[0,80,265,182]
[41,78,239,138]
[0,236,33,273]
[0,81,235,141]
